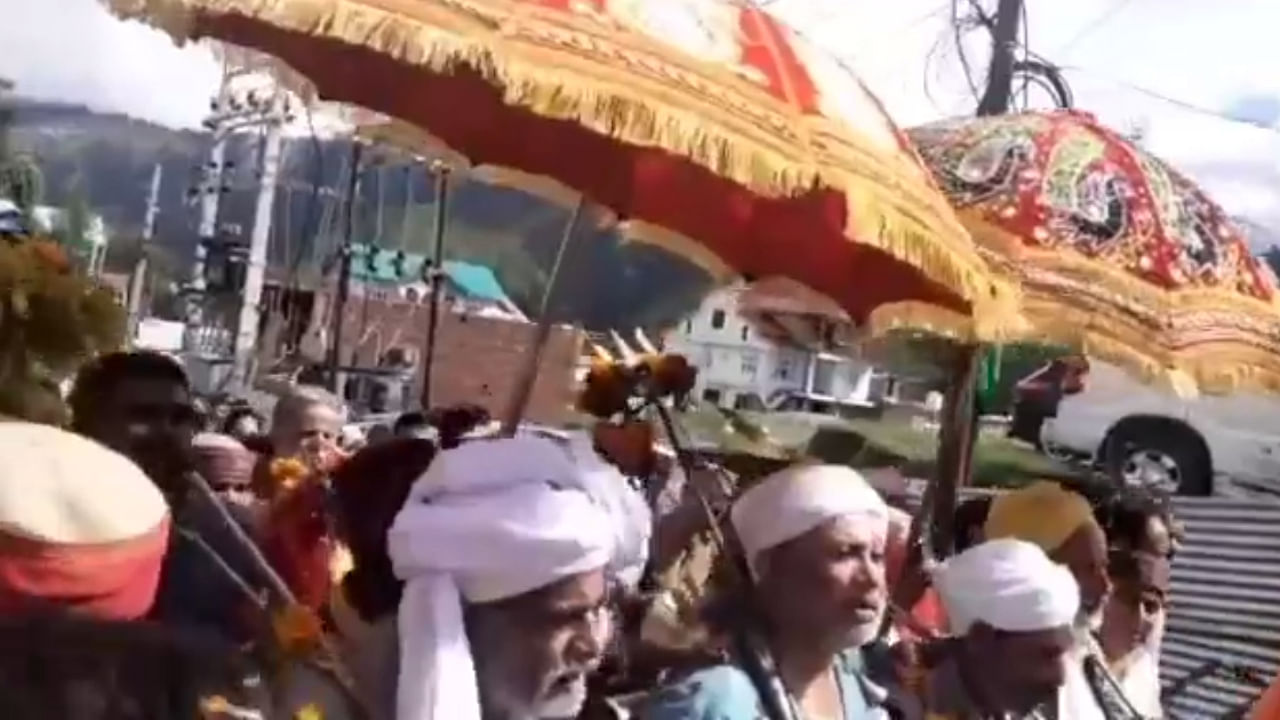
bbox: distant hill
[8,98,712,330]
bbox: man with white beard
[388,436,616,720]
[645,464,900,720]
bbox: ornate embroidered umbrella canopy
[106,0,1019,336]
[906,110,1280,394]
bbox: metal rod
[327,140,363,392]
[420,162,451,410]
[499,197,584,435]
[650,401,794,720]
[185,470,295,604]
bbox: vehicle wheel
[1041,439,1076,464]
[1103,424,1212,496]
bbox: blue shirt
[643,649,891,720]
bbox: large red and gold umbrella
[107,0,1019,335]
[906,110,1280,394]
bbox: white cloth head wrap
[934,538,1080,634]
[388,436,614,720]
[730,464,888,578]
[563,431,653,591]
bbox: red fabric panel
[195,15,968,322]
[0,518,170,621]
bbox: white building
[663,279,890,413]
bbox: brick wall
[322,296,583,426]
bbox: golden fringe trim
[870,292,1280,398]
[844,183,1023,342]
[865,300,1029,345]
[965,214,1280,317]
[102,0,1019,337]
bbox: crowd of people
[0,349,1225,720]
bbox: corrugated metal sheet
[1161,496,1280,719]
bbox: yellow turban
[984,481,1095,553]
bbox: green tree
[55,177,91,265]
[0,81,43,212]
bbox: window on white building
[741,354,759,377]
[684,319,693,333]
[775,358,792,380]
[711,309,726,330]
[703,388,723,405]
[740,324,750,341]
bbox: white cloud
[0,0,221,128]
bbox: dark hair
[428,404,491,449]
[69,352,189,431]
[952,495,994,553]
[393,411,428,435]
[222,406,264,435]
[0,612,268,719]
[1094,486,1178,553]
[330,438,437,621]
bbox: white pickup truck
[1012,360,1280,496]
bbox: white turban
[730,464,888,577]
[388,437,614,720]
[563,431,653,591]
[934,538,1080,635]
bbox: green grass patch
[669,407,1080,489]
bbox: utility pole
[230,107,287,391]
[933,0,1025,553]
[327,141,364,392]
[420,161,450,410]
[977,0,1024,117]
[126,163,162,341]
[185,70,291,354]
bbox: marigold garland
[0,235,123,423]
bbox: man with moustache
[388,435,617,720]
[69,352,267,643]
[927,538,1081,720]
[984,482,1113,720]
[645,464,902,720]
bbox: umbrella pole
[880,344,981,639]
[650,402,795,720]
[420,161,451,410]
[931,345,982,550]
[499,198,584,435]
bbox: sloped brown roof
[737,277,850,321]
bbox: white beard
[534,677,589,720]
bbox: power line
[1056,0,1134,55]
[1056,65,1280,133]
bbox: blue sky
[4,0,1278,244]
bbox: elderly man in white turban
[926,539,1080,720]
[645,464,904,720]
[985,482,1115,720]
[388,436,616,720]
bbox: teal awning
[349,244,513,305]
